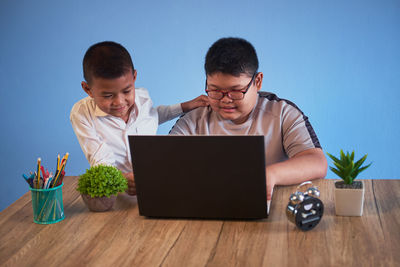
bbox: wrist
[180,102,189,113]
[266,165,278,186]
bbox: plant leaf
[351,168,359,179]
[353,154,367,170]
[333,161,345,172]
[357,163,372,175]
[326,152,341,164]
[330,167,343,178]
[340,150,346,165]
[342,160,354,182]
[343,175,352,184]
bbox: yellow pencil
[63,152,69,164]
[52,152,69,188]
[52,161,65,187]
[37,158,41,189]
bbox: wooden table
[0,178,399,267]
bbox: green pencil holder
[30,183,65,224]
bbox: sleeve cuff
[170,103,183,117]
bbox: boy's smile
[206,72,263,124]
[82,70,137,123]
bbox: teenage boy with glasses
[170,37,327,200]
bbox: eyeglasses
[205,72,257,100]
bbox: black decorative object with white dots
[286,181,324,231]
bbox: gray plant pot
[334,180,365,216]
[81,194,117,212]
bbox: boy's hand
[267,180,275,201]
[181,95,209,113]
[266,166,276,201]
[123,172,136,195]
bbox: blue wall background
[0,0,399,211]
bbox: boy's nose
[220,94,233,103]
[113,95,123,106]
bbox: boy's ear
[133,69,137,82]
[81,81,94,98]
[255,72,263,92]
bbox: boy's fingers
[126,176,136,195]
[127,190,136,196]
[266,185,274,201]
[126,185,136,195]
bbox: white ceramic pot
[334,180,365,216]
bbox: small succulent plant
[77,165,128,198]
[327,150,372,185]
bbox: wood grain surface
[0,178,399,267]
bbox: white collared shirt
[70,87,182,173]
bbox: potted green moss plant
[77,165,128,212]
[327,150,372,216]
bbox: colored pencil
[57,154,60,171]
[62,153,69,165]
[37,158,41,189]
[53,160,66,187]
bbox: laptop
[128,135,268,219]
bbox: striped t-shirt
[169,92,321,166]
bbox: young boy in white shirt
[170,37,327,200]
[70,41,208,195]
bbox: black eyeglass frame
[205,72,258,100]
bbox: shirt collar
[94,105,109,117]
[93,103,138,124]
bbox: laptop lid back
[129,135,268,219]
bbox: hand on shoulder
[181,95,209,113]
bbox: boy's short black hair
[83,41,135,84]
[205,37,259,77]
